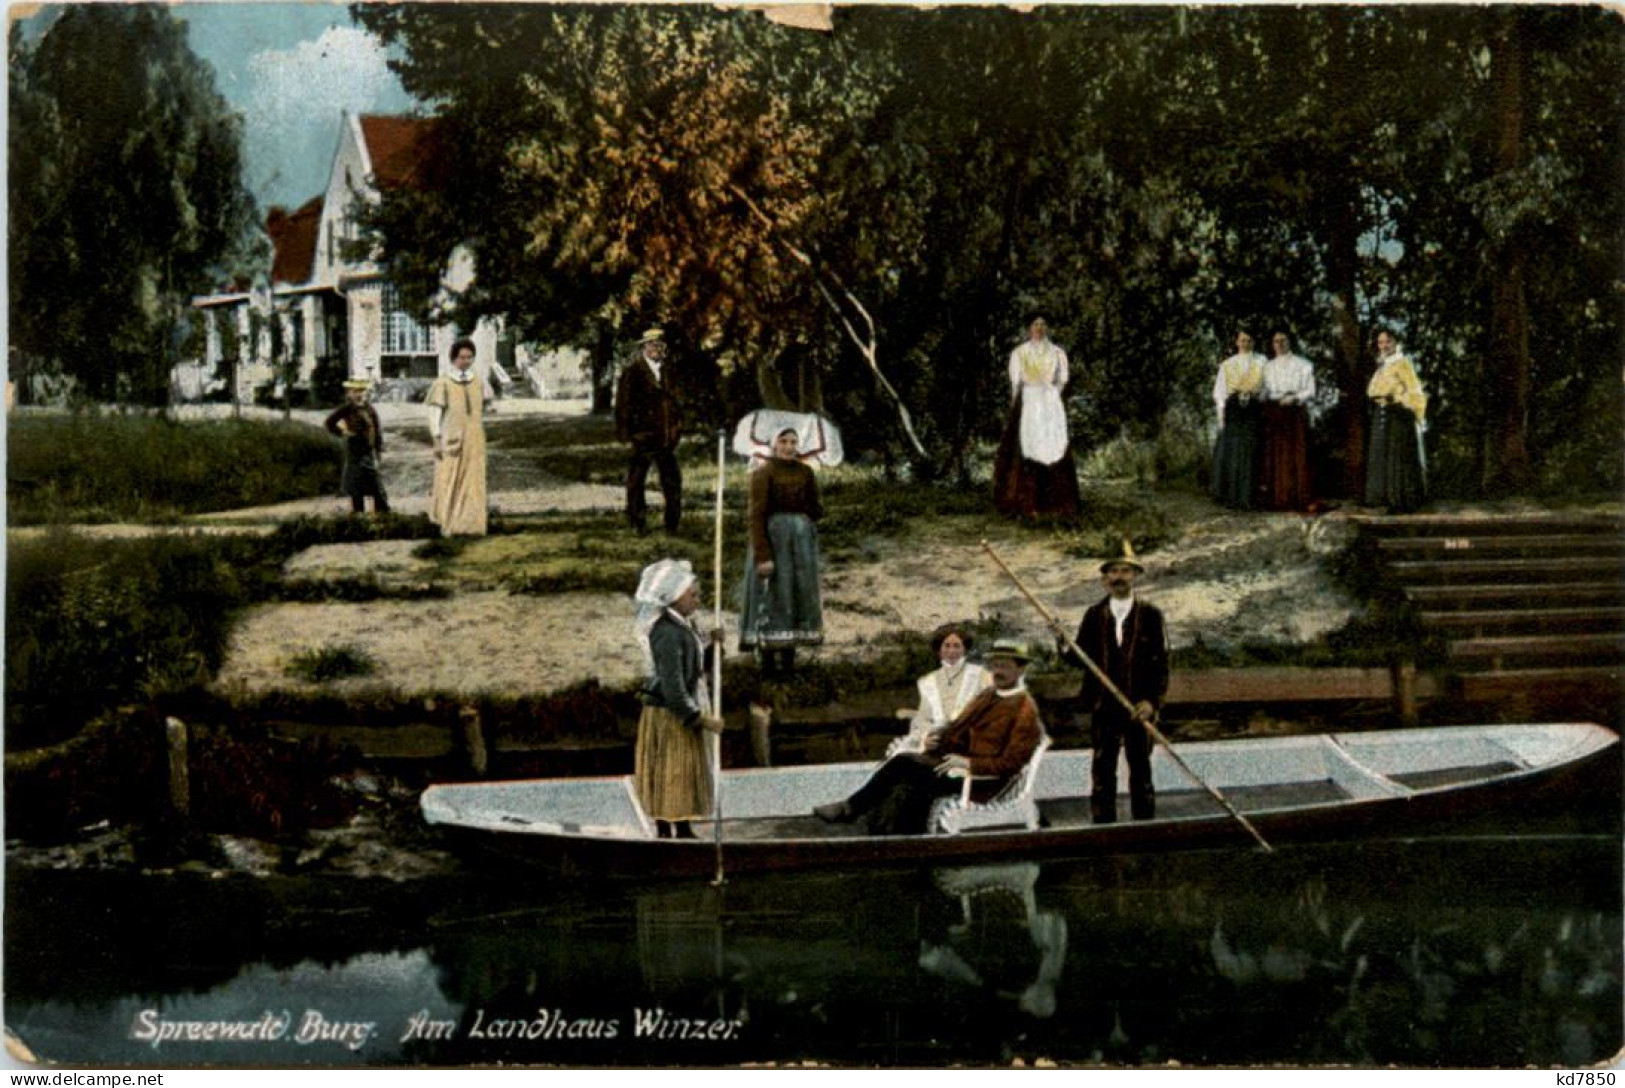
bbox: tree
[8,6,259,405]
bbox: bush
[5,530,286,748]
[7,412,339,524]
[284,645,378,684]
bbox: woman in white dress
[993,318,1081,518]
[896,624,992,752]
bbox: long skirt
[634,705,713,821]
[1258,402,1312,511]
[993,392,1081,518]
[739,512,823,650]
[1211,397,1262,509]
[431,433,488,536]
[1364,403,1426,513]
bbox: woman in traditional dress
[1211,331,1266,510]
[739,427,824,678]
[425,338,488,536]
[1364,328,1428,513]
[903,624,992,743]
[993,318,1081,519]
[633,558,724,840]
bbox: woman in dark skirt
[740,427,824,677]
[993,318,1081,519]
[1363,328,1428,513]
[1210,332,1266,509]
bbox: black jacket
[1075,596,1169,717]
[615,357,683,449]
[643,612,711,727]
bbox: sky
[175,2,417,211]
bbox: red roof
[358,114,441,190]
[267,196,323,286]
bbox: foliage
[284,645,379,684]
[352,4,1621,500]
[8,6,261,405]
[7,413,338,524]
[5,530,286,748]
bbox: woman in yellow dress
[1363,328,1428,513]
[425,338,488,536]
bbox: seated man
[814,640,1044,835]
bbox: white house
[189,112,586,404]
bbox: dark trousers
[627,443,682,531]
[1091,710,1155,823]
[846,752,964,835]
[344,463,390,514]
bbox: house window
[381,284,432,355]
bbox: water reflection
[6,834,1621,1067]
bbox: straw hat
[1099,538,1145,574]
[342,378,371,391]
[640,327,666,345]
[984,639,1033,665]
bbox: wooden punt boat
[420,723,1620,879]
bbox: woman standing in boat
[633,558,724,840]
[1364,328,1428,513]
[740,426,824,678]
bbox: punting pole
[980,540,1274,853]
[711,429,728,886]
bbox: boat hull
[423,724,1622,880]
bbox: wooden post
[748,701,773,768]
[459,706,488,776]
[164,717,190,818]
[1392,660,1419,726]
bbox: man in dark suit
[615,327,684,534]
[1074,542,1169,823]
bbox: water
[6,827,1621,1068]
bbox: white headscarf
[632,558,699,676]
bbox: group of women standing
[1212,326,1428,514]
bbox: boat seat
[929,734,1052,835]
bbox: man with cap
[814,640,1044,835]
[615,327,684,535]
[1073,541,1168,822]
[324,378,390,515]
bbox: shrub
[7,412,339,524]
[5,530,285,748]
[284,645,378,684]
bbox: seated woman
[815,641,1044,836]
[897,624,992,752]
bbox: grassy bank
[7,412,340,524]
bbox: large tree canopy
[354,3,1622,496]
[9,5,259,405]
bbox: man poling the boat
[980,540,1274,853]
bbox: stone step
[1405,582,1625,608]
[1447,632,1625,670]
[1386,557,1624,584]
[1357,514,1623,538]
[1377,534,1625,557]
[1456,665,1622,700]
[1418,605,1625,636]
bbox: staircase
[1357,513,1624,714]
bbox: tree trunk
[1327,195,1366,499]
[1484,12,1533,492]
[590,324,615,415]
